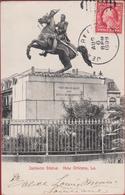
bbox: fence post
[101,120,104,154]
[45,124,48,155]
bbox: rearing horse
[26,12,92,73]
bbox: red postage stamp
[96,2,123,33]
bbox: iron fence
[2,119,125,155]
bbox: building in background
[105,78,121,108]
[2,77,14,119]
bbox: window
[109,97,116,107]
[108,82,114,90]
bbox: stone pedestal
[12,71,107,119]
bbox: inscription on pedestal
[55,83,83,101]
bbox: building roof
[104,78,120,92]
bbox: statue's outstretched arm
[63,22,68,33]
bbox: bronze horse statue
[26,11,92,73]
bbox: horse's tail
[77,46,92,68]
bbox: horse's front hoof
[39,52,47,57]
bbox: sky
[1,1,125,94]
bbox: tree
[62,98,105,120]
[62,98,124,152]
[105,104,125,151]
[108,105,125,121]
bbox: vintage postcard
[1,0,125,195]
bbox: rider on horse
[26,9,92,72]
[38,9,71,55]
[38,9,59,53]
[56,14,70,43]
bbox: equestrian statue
[26,9,92,73]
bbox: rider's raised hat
[50,9,60,15]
